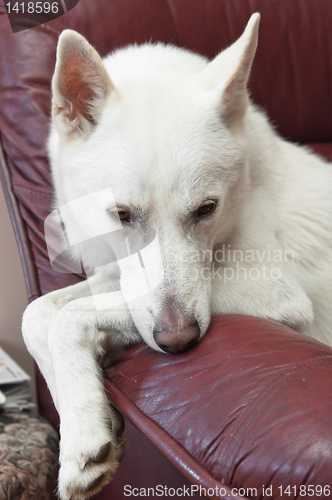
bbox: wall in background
[0,182,33,383]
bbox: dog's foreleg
[22,278,139,500]
[211,261,314,331]
[22,279,98,408]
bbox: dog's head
[48,14,260,353]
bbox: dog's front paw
[267,275,314,330]
[58,409,126,500]
[58,437,125,500]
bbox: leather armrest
[105,315,332,497]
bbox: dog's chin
[140,316,211,355]
[142,336,196,355]
[134,331,164,353]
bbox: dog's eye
[196,201,217,218]
[117,208,130,222]
[109,207,131,223]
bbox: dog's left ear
[201,13,260,130]
[52,30,114,140]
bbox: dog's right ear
[200,13,260,132]
[52,30,113,140]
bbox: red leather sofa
[1,1,332,499]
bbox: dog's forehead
[89,121,232,210]
[72,73,244,211]
[99,82,236,167]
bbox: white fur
[22,14,332,499]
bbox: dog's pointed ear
[52,30,113,139]
[201,13,260,130]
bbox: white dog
[22,13,332,500]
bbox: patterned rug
[0,411,58,500]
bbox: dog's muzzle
[153,307,200,354]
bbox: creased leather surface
[1,0,332,498]
[106,315,332,496]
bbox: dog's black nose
[153,321,200,354]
